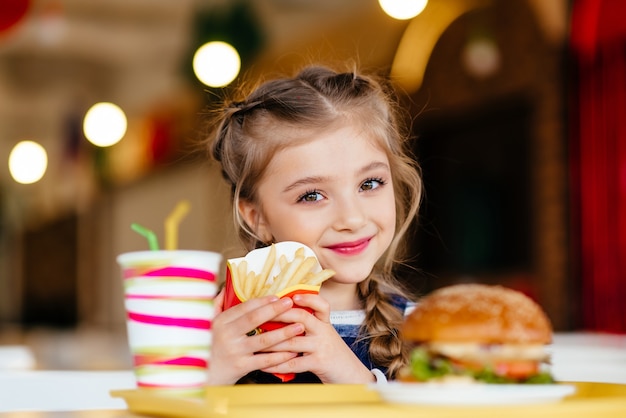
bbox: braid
[357,275,411,379]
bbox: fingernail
[279,297,292,307]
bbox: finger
[270,305,325,331]
[251,322,304,350]
[261,332,308,354]
[234,297,294,335]
[291,293,331,322]
[252,351,300,373]
[217,295,281,327]
[213,289,226,315]
[260,354,308,375]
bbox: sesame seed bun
[402,284,552,345]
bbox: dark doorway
[406,97,533,293]
[22,214,78,326]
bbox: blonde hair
[208,65,422,378]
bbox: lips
[326,237,371,255]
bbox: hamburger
[399,284,554,384]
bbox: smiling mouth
[326,237,371,255]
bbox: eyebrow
[282,161,391,193]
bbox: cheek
[376,197,398,245]
[265,211,322,244]
[377,190,397,228]
[383,204,397,235]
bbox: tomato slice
[451,358,541,379]
[494,360,540,379]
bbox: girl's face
[239,124,396,288]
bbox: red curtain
[570,0,626,333]
[0,0,30,36]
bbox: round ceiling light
[379,0,428,20]
[192,41,241,88]
[9,140,48,184]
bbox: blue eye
[297,189,323,202]
[361,177,385,191]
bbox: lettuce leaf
[408,348,454,381]
[408,347,554,384]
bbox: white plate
[371,381,576,405]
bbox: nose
[332,193,367,232]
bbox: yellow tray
[110,382,626,418]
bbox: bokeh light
[378,0,428,20]
[83,102,127,147]
[9,140,48,184]
[462,38,501,79]
[192,41,241,88]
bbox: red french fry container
[222,242,327,382]
[223,264,320,328]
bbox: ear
[237,199,272,243]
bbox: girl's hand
[260,293,376,384]
[206,290,306,385]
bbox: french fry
[252,244,276,298]
[236,260,248,298]
[237,260,248,283]
[265,255,305,296]
[226,243,335,302]
[285,256,317,288]
[229,261,241,297]
[278,254,288,269]
[237,269,247,299]
[260,281,271,296]
[306,269,335,286]
[244,270,256,300]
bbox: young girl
[205,64,422,385]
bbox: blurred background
[1,0,624,370]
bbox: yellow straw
[165,200,191,250]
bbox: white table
[0,332,624,413]
[0,370,135,412]
[550,332,626,384]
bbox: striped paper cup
[117,250,222,397]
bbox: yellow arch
[391,0,491,94]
